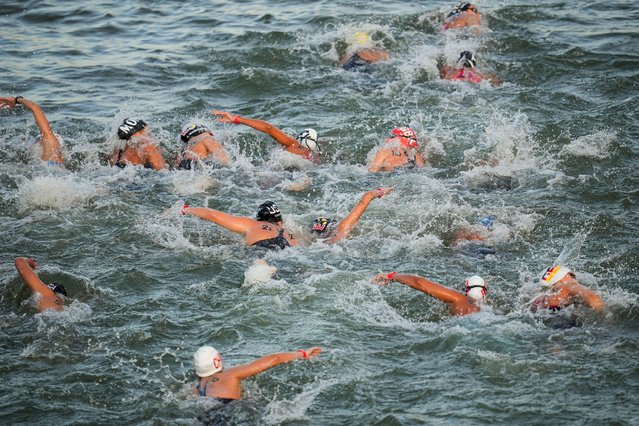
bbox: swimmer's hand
[211,110,236,124]
[375,187,393,198]
[370,273,393,286]
[0,97,19,110]
[26,258,38,269]
[298,347,322,360]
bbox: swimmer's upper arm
[368,150,387,172]
[227,352,299,380]
[14,258,53,297]
[185,207,255,234]
[144,146,167,170]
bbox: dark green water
[1,1,638,424]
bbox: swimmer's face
[465,4,479,14]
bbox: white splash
[16,175,97,210]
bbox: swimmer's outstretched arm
[182,206,256,235]
[0,96,63,163]
[14,257,63,311]
[329,188,393,243]
[225,347,322,380]
[211,110,298,148]
[373,273,466,305]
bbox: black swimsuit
[342,52,371,71]
[114,149,153,169]
[196,380,236,404]
[252,228,291,250]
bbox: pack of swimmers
[3,1,609,416]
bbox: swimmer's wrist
[387,271,397,280]
[297,349,307,359]
[234,115,240,125]
[14,96,23,105]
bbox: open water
[1,0,638,424]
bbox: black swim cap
[256,201,283,223]
[47,282,68,297]
[311,217,335,235]
[458,51,477,68]
[181,123,211,143]
[447,2,475,18]
[117,118,147,140]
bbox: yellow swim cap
[352,31,370,46]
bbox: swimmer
[311,187,393,244]
[371,272,488,316]
[442,2,482,31]
[530,266,604,313]
[211,110,320,163]
[439,51,501,85]
[339,31,390,71]
[181,200,297,250]
[193,345,321,401]
[14,257,67,312]
[0,96,64,165]
[451,215,494,244]
[110,118,167,170]
[367,127,425,172]
[175,122,230,170]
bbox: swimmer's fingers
[210,110,233,123]
[376,187,394,198]
[305,347,322,359]
[0,98,16,109]
[370,274,392,286]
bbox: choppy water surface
[1,0,638,424]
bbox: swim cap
[447,2,477,18]
[256,201,283,223]
[540,266,572,288]
[46,282,68,297]
[464,275,487,301]
[388,127,419,148]
[352,31,370,46]
[117,118,147,140]
[311,217,336,235]
[193,346,223,377]
[296,129,319,152]
[478,216,494,231]
[181,123,211,143]
[458,51,477,69]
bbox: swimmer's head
[387,127,419,148]
[256,201,283,224]
[540,265,573,288]
[181,123,212,143]
[351,31,371,46]
[296,129,319,152]
[46,282,68,297]
[464,275,487,301]
[194,346,223,377]
[311,217,336,235]
[447,2,479,18]
[458,51,477,69]
[117,118,147,140]
[478,216,494,231]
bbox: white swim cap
[297,128,319,152]
[464,275,487,301]
[539,266,572,288]
[193,346,223,377]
